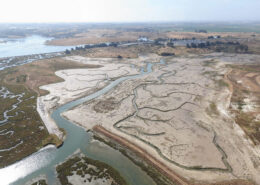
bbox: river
[0,48,157,185]
[0,35,73,58]
[0,35,76,71]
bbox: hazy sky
[0,0,259,23]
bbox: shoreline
[21,54,260,184]
[55,150,128,185]
[93,125,189,185]
[37,97,64,140]
[25,175,48,185]
[35,55,141,141]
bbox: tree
[191,43,197,48]
[160,52,175,56]
[110,42,118,47]
[65,49,71,54]
[198,43,206,48]
[167,42,174,48]
[235,44,248,53]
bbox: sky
[0,0,259,23]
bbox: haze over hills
[0,0,260,23]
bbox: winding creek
[0,62,157,185]
[0,87,25,125]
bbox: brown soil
[93,126,257,185]
[197,179,256,185]
[3,58,102,96]
[69,44,213,60]
[226,65,260,145]
[47,29,157,46]
[93,125,190,185]
[93,98,119,113]
[157,46,211,56]
[71,44,163,59]
[45,27,260,54]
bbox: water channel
[0,62,157,185]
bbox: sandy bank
[93,125,189,185]
[36,55,140,140]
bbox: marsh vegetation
[56,154,128,185]
[0,58,101,167]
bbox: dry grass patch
[3,58,102,96]
[226,65,260,144]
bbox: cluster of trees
[195,29,207,33]
[186,42,208,49]
[65,42,119,55]
[155,38,168,42]
[234,44,249,53]
[186,41,249,53]
[153,38,176,48]
[208,35,221,39]
[154,38,167,46]
[170,38,196,42]
[155,37,196,43]
[160,52,175,56]
[166,42,174,48]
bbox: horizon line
[0,20,260,24]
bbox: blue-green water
[0,63,156,185]
[0,35,73,58]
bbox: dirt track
[93,125,190,185]
[53,54,260,184]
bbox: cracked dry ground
[63,54,260,184]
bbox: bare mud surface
[40,53,260,184]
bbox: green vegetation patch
[41,134,63,148]
[216,79,229,88]
[0,57,101,167]
[56,154,128,185]
[235,112,260,145]
[31,179,48,185]
[203,60,218,67]
[206,102,219,116]
[0,83,53,167]
[16,74,27,83]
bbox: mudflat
[36,53,260,184]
